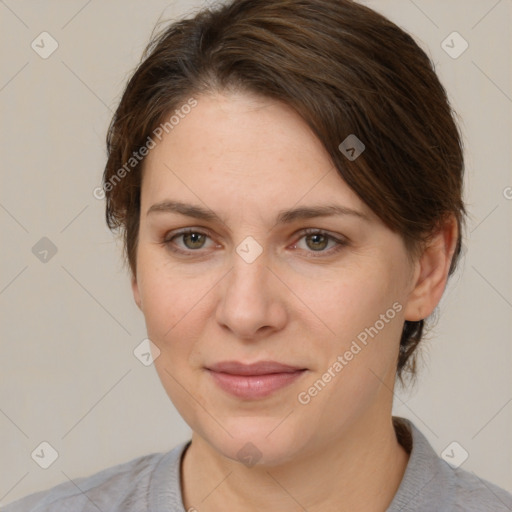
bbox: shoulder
[451,465,512,511]
[2,444,187,512]
[390,417,512,512]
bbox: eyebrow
[146,200,369,224]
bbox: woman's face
[133,91,419,465]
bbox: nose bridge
[225,249,271,308]
[215,244,286,338]
[226,231,269,295]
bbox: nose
[215,253,288,340]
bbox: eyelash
[161,228,348,258]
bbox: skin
[132,91,458,512]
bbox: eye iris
[306,234,328,251]
[183,232,206,249]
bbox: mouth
[205,360,307,400]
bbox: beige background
[1,0,511,506]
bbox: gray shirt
[3,417,512,511]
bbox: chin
[198,416,311,468]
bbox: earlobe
[131,274,143,311]
[403,216,459,322]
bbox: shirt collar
[148,417,455,512]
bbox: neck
[181,412,410,512]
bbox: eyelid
[290,228,348,256]
[161,227,348,257]
[163,227,213,242]
[162,227,218,255]
[298,227,347,240]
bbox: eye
[292,229,347,256]
[163,229,217,254]
[181,232,208,249]
[303,233,330,251]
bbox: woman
[5,0,512,510]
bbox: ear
[404,215,459,322]
[131,273,143,311]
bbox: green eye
[182,232,207,249]
[293,229,348,256]
[163,229,215,254]
[305,233,329,251]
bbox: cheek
[293,258,406,403]
[294,261,404,348]
[136,252,217,354]
[137,259,216,424]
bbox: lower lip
[207,369,306,399]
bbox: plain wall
[1,0,511,505]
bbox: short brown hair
[103,0,466,381]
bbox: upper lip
[206,360,305,376]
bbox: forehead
[140,92,374,221]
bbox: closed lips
[206,361,307,400]
[206,360,306,375]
